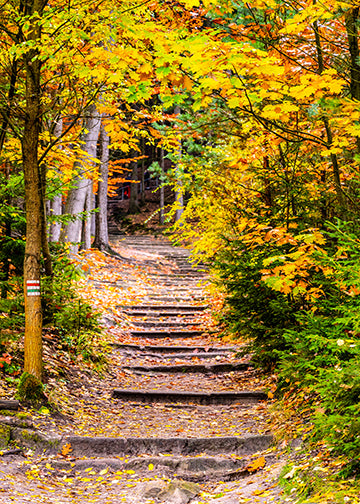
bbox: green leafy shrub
[215,236,298,369]
[217,221,360,476]
[41,244,105,366]
[276,224,360,475]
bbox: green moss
[16,372,45,404]
[0,424,11,449]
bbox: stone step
[0,400,20,411]
[47,453,274,482]
[122,305,208,311]
[124,310,205,317]
[131,321,204,328]
[122,362,251,374]
[60,434,274,457]
[145,296,206,302]
[112,389,268,405]
[112,344,235,354]
[129,330,209,339]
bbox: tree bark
[60,105,101,252]
[128,156,140,214]
[80,181,92,250]
[49,118,63,242]
[174,106,184,222]
[22,0,48,382]
[313,17,346,213]
[345,7,360,153]
[160,148,165,225]
[93,122,110,250]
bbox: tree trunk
[345,7,360,153]
[40,161,53,276]
[22,0,47,382]
[80,182,92,250]
[174,106,184,222]
[60,105,101,252]
[160,148,165,225]
[313,18,346,213]
[128,157,140,214]
[93,123,110,250]
[140,137,146,205]
[49,118,63,242]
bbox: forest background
[1,0,360,501]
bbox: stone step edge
[122,363,251,374]
[0,400,20,411]
[129,331,215,339]
[124,311,206,317]
[7,428,274,456]
[44,453,276,482]
[130,322,204,328]
[112,389,268,404]
[112,343,236,353]
[118,305,209,311]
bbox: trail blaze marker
[26,280,40,297]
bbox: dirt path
[0,236,291,503]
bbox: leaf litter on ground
[0,237,287,503]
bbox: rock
[0,423,11,449]
[11,427,60,453]
[133,480,200,503]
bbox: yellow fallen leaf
[246,456,266,472]
[99,468,109,475]
[148,463,154,471]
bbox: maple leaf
[59,443,73,457]
[245,456,266,473]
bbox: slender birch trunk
[49,118,63,242]
[93,123,110,250]
[60,105,101,252]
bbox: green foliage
[215,238,298,369]
[275,223,360,476]
[41,244,105,367]
[215,221,360,481]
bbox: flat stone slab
[0,400,20,411]
[131,321,204,328]
[112,389,267,405]
[123,363,251,374]
[60,434,274,457]
[125,311,205,317]
[113,344,236,354]
[130,330,210,339]
[122,305,208,311]
[48,455,264,482]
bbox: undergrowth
[0,243,108,381]
[214,220,360,501]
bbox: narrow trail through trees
[0,236,289,503]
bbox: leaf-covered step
[112,389,268,405]
[59,434,274,457]
[122,362,251,374]
[129,330,210,338]
[130,321,204,328]
[47,453,274,482]
[124,310,205,317]
[122,304,208,312]
[0,400,20,411]
[113,343,235,354]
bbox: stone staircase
[2,235,283,503]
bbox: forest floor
[0,235,296,503]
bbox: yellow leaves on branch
[260,228,328,299]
